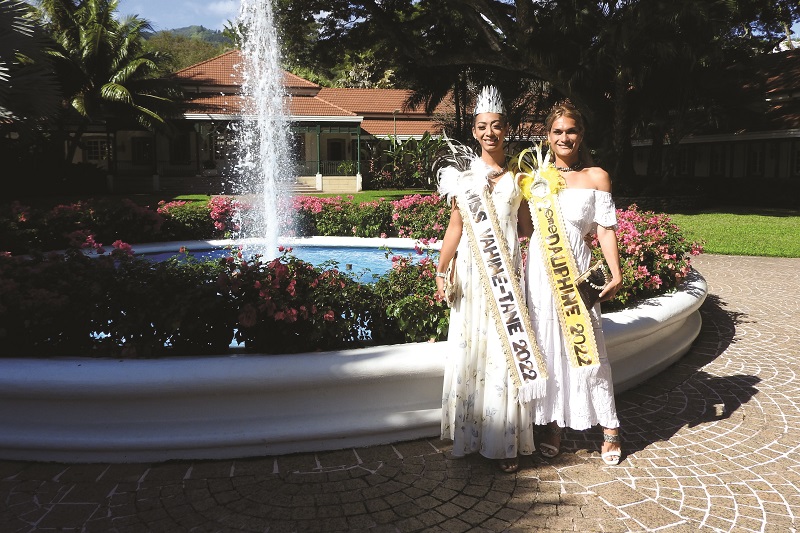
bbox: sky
[117,0,240,31]
[48,2,800,38]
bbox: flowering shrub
[158,200,217,239]
[351,199,393,237]
[292,196,356,236]
[372,240,449,342]
[0,197,704,357]
[88,198,165,245]
[0,249,114,355]
[207,196,242,235]
[593,204,703,309]
[390,194,450,239]
[215,246,380,353]
[291,196,394,237]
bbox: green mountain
[171,26,231,44]
[145,25,232,46]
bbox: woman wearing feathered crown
[519,102,624,466]
[434,86,545,473]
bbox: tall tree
[291,0,795,186]
[32,0,181,163]
[0,0,60,126]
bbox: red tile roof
[289,96,356,117]
[761,49,800,98]
[172,50,319,90]
[172,50,451,134]
[360,118,443,137]
[317,88,452,116]
[182,94,357,119]
[182,94,243,115]
[172,50,243,86]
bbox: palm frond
[0,0,62,121]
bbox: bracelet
[435,272,447,278]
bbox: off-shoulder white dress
[440,168,536,460]
[524,188,620,430]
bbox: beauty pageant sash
[455,176,547,402]
[517,147,601,370]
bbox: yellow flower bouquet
[512,143,566,200]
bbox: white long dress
[525,188,620,430]
[440,169,536,460]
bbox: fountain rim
[129,236,437,255]
[0,232,707,463]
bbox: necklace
[487,167,507,181]
[554,162,583,173]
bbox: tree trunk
[611,71,636,190]
[646,124,664,179]
[785,22,795,49]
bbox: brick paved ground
[1,254,798,532]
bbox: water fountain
[232,0,293,257]
[0,0,708,463]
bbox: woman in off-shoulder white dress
[521,103,625,466]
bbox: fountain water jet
[233,0,294,258]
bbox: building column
[356,124,362,192]
[315,124,322,190]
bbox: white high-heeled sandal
[601,431,622,465]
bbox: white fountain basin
[0,240,707,463]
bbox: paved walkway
[1,254,799,532]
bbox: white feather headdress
[473,85,505,116]
[434,134,488,201]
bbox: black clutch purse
[575,261,610,309]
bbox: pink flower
[111,240,134,257]
[324,310,335,321]
[238,304,258,328]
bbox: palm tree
[0,0,61,126]
[32,0,181,163]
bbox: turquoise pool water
[140,245,429,280]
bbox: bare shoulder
[586,167,612,193]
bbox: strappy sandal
[601,430,622,466]
[539,423,562,459]
[497,457,520,473]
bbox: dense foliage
[30,0,181,163]
[0,195,700,357]
[143,29,232,76]
[0,242,445,357]
[278,0,798,187]
[0,195,702,357]
[593,206,703,310]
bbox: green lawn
[311,189,432,201]
[16,190,800,258]
[668,208,800,258]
